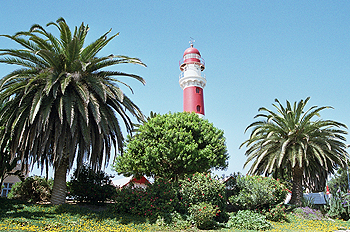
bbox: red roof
[121,176,150,188]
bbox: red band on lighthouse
[183,86,205,115]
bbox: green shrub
[301,196,316,208]
[112,186,141,214]
[226,210,272,230]
[188,202,219,229]
[67,164,116,204]
[155,212,192,230]
[261,203,287,222]
[229,175,288,210]
[112,177,180,219]
[325,191,350,220]
[179,172,227,221]
[7,176,53,202]
[169,212,192,229]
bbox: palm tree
[0,18,146,204]
[241,97,348,205]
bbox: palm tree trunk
[290,165,303,206]
[51,158,68,205]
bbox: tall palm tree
[0,18,146,204]
[241,97,348,205]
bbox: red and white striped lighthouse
[179,42,206,117]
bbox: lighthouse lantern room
[179,42,206,117]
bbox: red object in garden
[326,185,330,195]
[129,176,150,186]
[113,176,150,188]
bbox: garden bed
[0,199,349,231]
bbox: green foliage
[325,191,350,220]
[226,210,272,231]
[7,176,53,202]
[272,169,294,191]
[301,196,316,208]
[67,164,116,204]
[155,212,192,230]
[188,202,220,229]
[229,175,288,210]
[114,112,228,180]
[112,177,180,219]
[179,172,226,219]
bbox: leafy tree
[132,111,158,133]
[241,98,348,206]
[113,112,228,180]
[0,18,145,204]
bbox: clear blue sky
[1,1,350,179]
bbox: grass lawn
[0,199,349,232]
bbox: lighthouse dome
[183,46,201,57]
[179,45,205,71]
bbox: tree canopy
[113,112,229,180]
[241,97,348,205]
[0,18,145,204]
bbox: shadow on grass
[0,198,55,220]
[55,202,149,225]
[0,198,149,225]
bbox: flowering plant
[293,207,326,220]
[188,202,219,229]
[112,177,180,219]
[179,173,225,211]
[261,203,287,222]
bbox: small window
[1,182,13,197]
[196,87,200,93]
[197,105,201,112]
